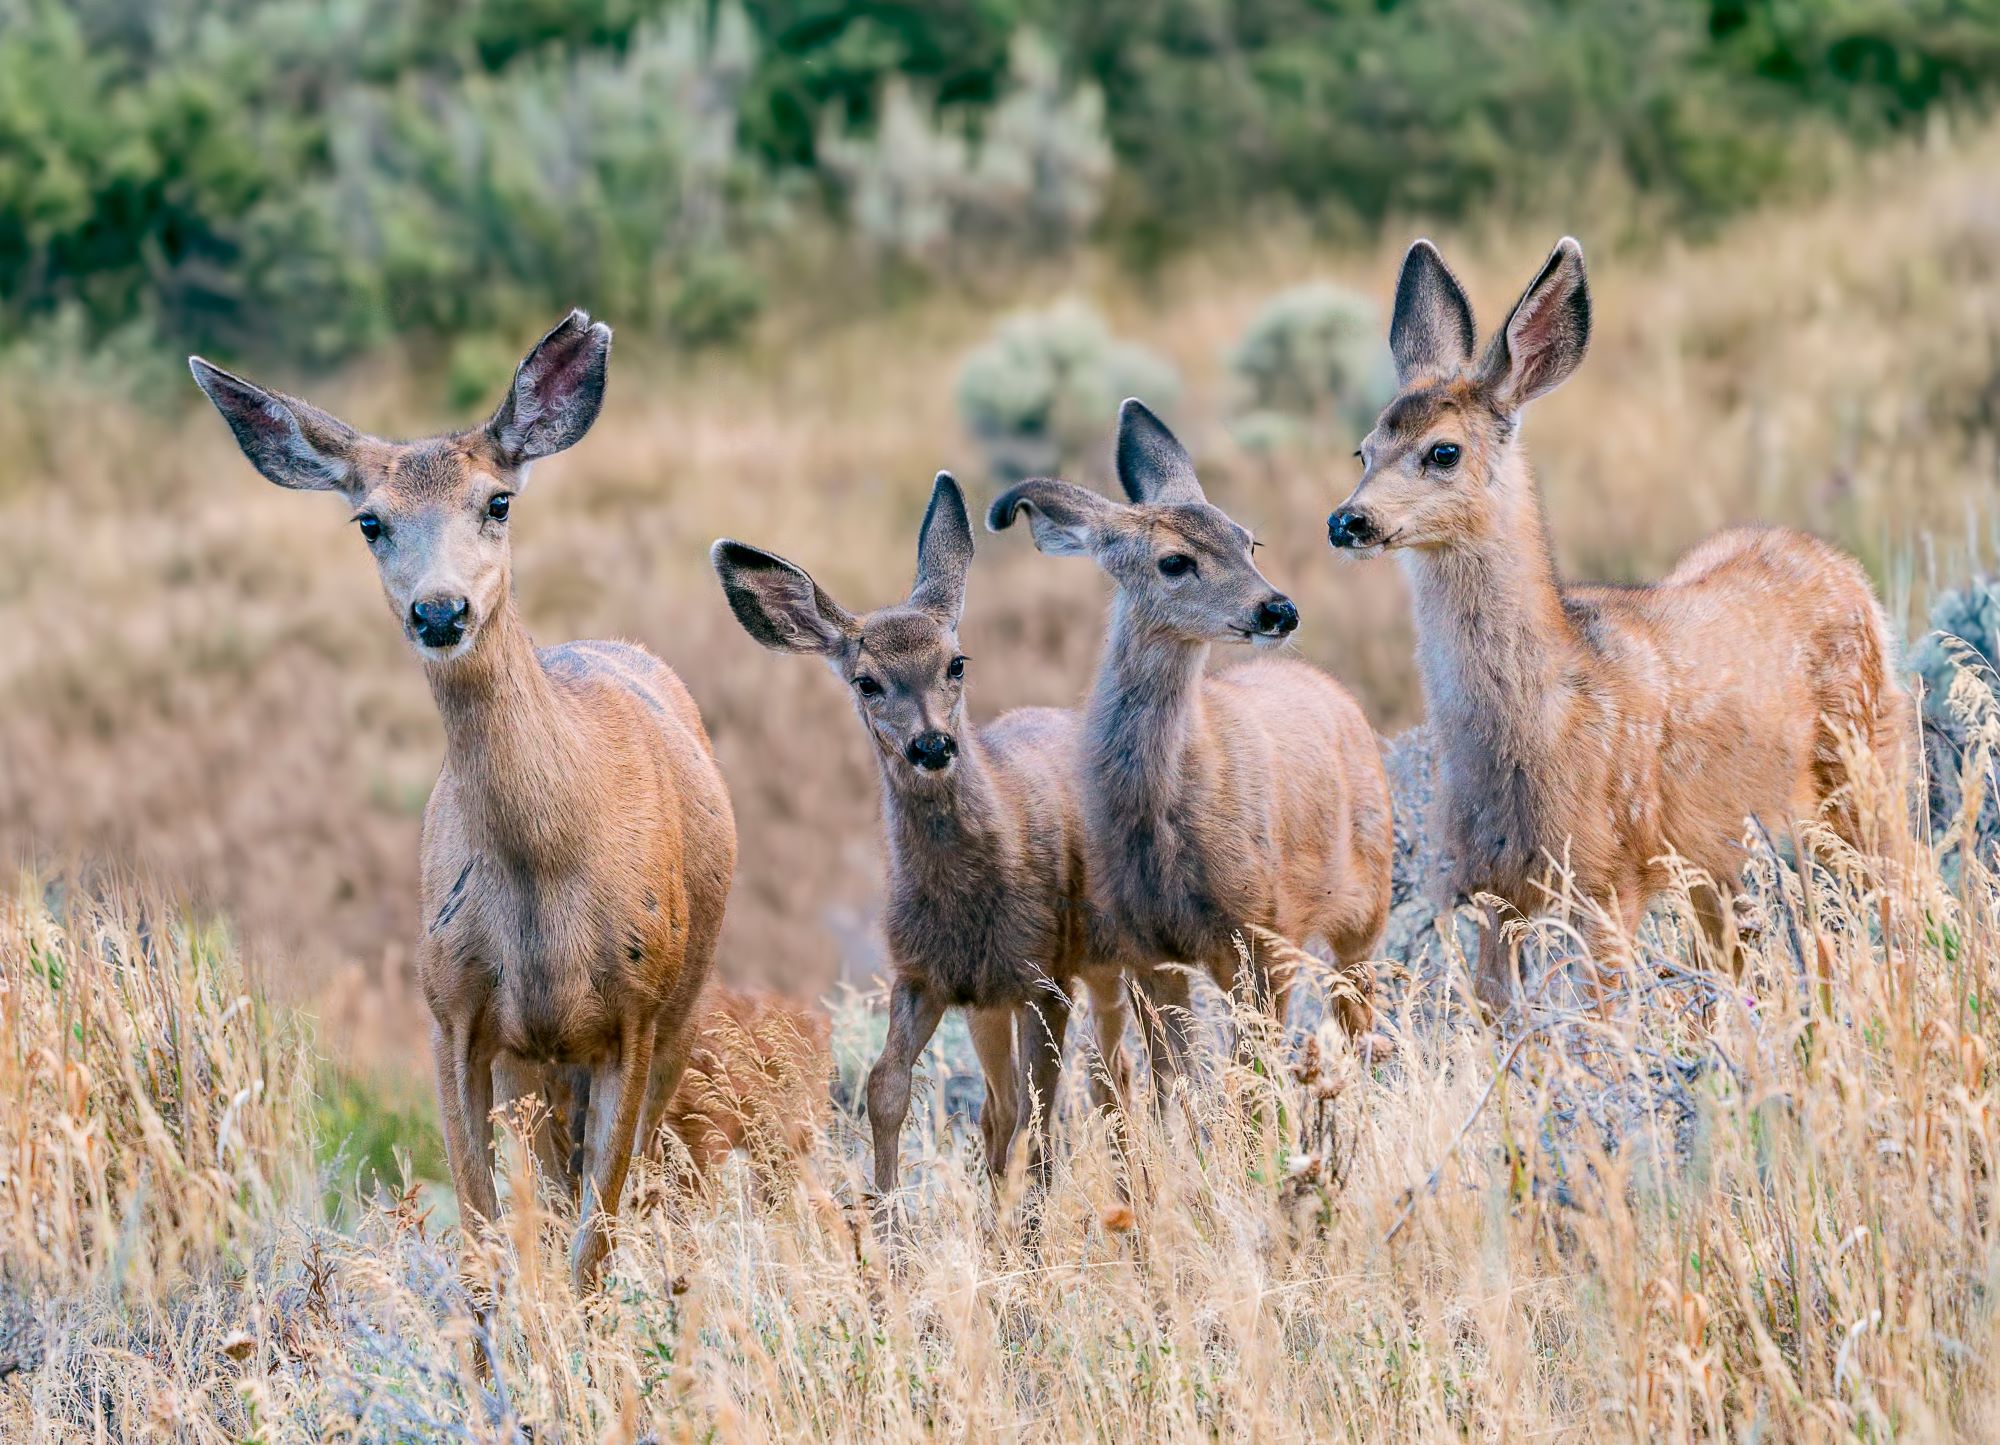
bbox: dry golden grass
[3,716,1997,1439]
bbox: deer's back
[1546,525,1906,886]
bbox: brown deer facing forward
[191,313,736,1288]
[1328,238,1912,1006]
[989,401,1394,1085]
[711,474,1129,1199]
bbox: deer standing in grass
[1327,238,1913,1006]
[192,313,736,1288]
[989,401,1394,1084]
[711,474,1129,1198]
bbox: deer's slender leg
[1019,984,1075,1188]
[1134,965,1194,1115]
[571,1014,659,1291]
[968,1006,1020,1181]
[492,1058,572,1195]
[435,1018,500,1228]
[1082,971,1132,1112]
[866,979,948,1197]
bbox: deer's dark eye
[357,514,383,543]
[487,494,512,521]
[1426,442,1462,469]
[1158,553,1195,578]
[854,675,882,698]
[947,656,966,680]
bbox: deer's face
[1331,386,1512,556]
[1329,236,1591,560]
[346,439,521,658]
[838,610,969,776]
[191,310,612,666]
[712,472,978,785]
[987,400,1299,648]
[1099,502,1297,646]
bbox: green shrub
[1227,282,1392,452]
[955,299,1178,482]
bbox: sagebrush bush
[955,299,1179,481]
[820,29,1110,266]
[1227,282,1393,451]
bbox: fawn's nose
[410,596,470,648]
[1327,507,1380,549]
[1254,596,1299,636]
[906,730,958,772]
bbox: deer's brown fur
[712,475,1129,1198]
[990,402,1394,1083]
[1330,239,1913,1004]
[191,313,736,1287]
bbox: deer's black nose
[1254,596,1299,636]
[410,596,470,648]
[906,731,958,771]
[1327,508,1379,549]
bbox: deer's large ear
[710,540,859,655]
[986,477,1121,557]
[1389,239,1477,387]
[189,358,360,494]
[909,472,973,626]
[1478,237,1590,411]
[1114,398,1203,505]
[488,309,612,466]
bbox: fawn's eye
[357,514,383,543]
[487,494,512,521]
[1158,553,1195,578]
[853,675,882,698]
[1426,442,1462,469]
[947,656,966,680]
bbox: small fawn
[989,401,1394,1083]
[1329,238,1913,1005]
[192,313,737,1288]
[711,474,1129,1198]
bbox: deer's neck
[1400,470,1577,757]
[878,734,1008,888]
[425,598,592,868]
[1084,595,1209,823]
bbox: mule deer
[988,401,1394,1084]
[1328,238,1913,1005]
[711,473,1129,1199]
[191,313,736,1287]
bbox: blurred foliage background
[7,0,2000,381]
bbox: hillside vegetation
[4,121,2000,1022]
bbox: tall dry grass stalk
[3,715,1998,1439]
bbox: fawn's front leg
[865,978,947,1198]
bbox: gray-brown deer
[989,401,1394,1084]
[191,313,736,1288]
[711,473,1128,1199]
[1327,237,1913,1006]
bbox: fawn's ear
[487,309,612,466]
[986,477,1122,557]
[1389,239,1477,387]
[1114,398,1203,506]
[1479,237,1590,411]
[909,472,973,626]
[189,358,360,494]
[710,540,859,655]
